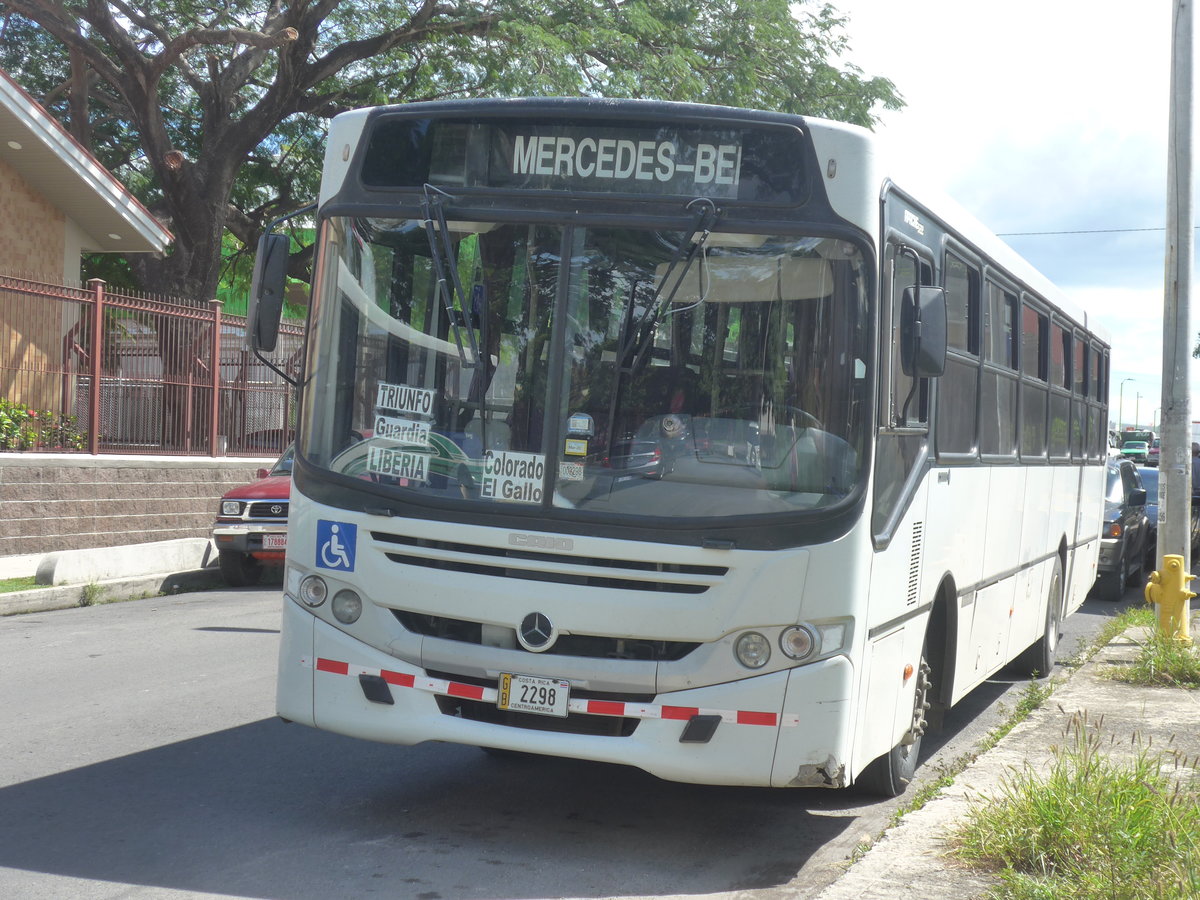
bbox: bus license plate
[497,673,570,717]
[262,534,287,550]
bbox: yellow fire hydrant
[1144,554,1195,644]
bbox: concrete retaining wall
[0,453,273,557]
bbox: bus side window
[935,253,980,458]
[980,281,1018,458]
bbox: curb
[0,567,225,616]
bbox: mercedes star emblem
[517,612,556,652]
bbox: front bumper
[1096,537,1126,574]
[213,523,287,555]
[275,598,855,788]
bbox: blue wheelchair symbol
[316,520,357,572]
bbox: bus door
[860,234,936,762]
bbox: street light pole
[1119,377,1135,432]
[1159,0,1193,571]
[1136,393,1143,430]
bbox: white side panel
[923,465,989,597]
[984,467,1027,577]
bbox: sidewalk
[816,619,1200,898]
[0,538,225,616]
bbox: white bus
[250,99,1109,794]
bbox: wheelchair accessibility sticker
[316,520,357,572]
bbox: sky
[833,0,1188,432]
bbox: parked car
[1146,438,1161,467]
[1137,465,1159,567]
[1095,458,1148,601]
[1136,464,1200,567]
[212,447,292,586]
[1119,440,1150,464]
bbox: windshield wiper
[618,197,719,375]
[604,198,719,450]
[421,184,479,369]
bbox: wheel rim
[1047,572,1061,653]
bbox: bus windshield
[299,215,870,521]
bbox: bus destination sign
[492,127,744,198]
[361,116,809,203]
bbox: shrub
[0,399,86,451]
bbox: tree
[0,0,901,305]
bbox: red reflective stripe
[584,700,627,717]
[736,710,777,727]
[381,669,415,688]
[660,706,699,721]
[316,658,349,675]
[447,682,486,700]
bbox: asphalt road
[0,577,1143,900]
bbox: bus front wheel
[856,645,932,797]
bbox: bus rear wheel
[1012,558,1063,678]
[856,646,932,797]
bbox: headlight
[1105,522,1123,538]
[734,631,771,668]
[331,589,363,624]
[221,500,242,516]
[299,575,328,607]
[780,625,815,660]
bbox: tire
[1101,556,1126,602]
[857,645,932,797]
[219,550,263,587]
[1127,544,1144,584]
[1012,558,1063,678]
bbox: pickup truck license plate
[262,534,287,550]
[497,673,570,717]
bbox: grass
[1114,627,1200,688]
[0,576,46,593]
[953,711,1200,899]
[884,678,1058,831]
[79,582,103,607]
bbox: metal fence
[0,275,304,457]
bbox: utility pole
[1159,0,1194,570]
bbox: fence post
[87,278,104,454]
[210,299,222,456]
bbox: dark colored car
[1137,465,1159,567]
[1147,438,1161,467]
[212,447,292,586]
[595,438,666,479]
[1136,464,1200,569]
[1095,458,1148,601]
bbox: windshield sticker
[316,520,357,572]
[567,412,594,436]
[482,450,545,504]
[374,413,431,446]
[564,438,588,457]
[376,382,435,417]
[559,461,585,482]
[367,445,431,482]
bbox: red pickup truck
[212,448,292,586]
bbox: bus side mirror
[246,232,291,352]
[900,285,948,378]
